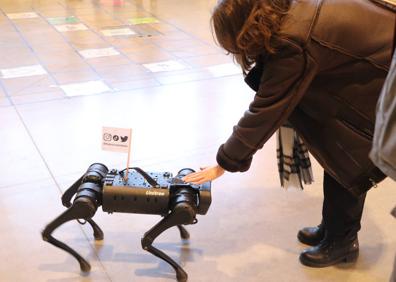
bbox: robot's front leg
[60,163,108,241]
[141,202,196,282]
[86,218,104,240]
[177,225,190,240]
[42,197,98,272]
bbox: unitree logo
[103,133,129,143]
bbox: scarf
[277,124,314,189]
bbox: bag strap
[370,0,396,11]
[393,17,396,57]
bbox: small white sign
[128,17,159,25]
[60,80,111,97]
[102,127,132,153]
[7,12,39,19]
[54,23,88,32]
[143,60,187,73]
[101,28,136,37]
[207,63,241,78]
[0,65,47,79]
[79,47,120,59]
[47,16,79,25]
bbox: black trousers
[322,172,367,240]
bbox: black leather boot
[299,236,359,267]
[297,222,325,246]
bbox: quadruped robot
[42,163,212,282]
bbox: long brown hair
[211,0,291,74]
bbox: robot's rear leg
[141,203,197,282]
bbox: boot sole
[297,232,324,247]
[299,250,359,268]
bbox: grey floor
[0,0,395,282]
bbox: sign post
[102,127,132,181]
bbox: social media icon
[103,133,112,142]
[120,136,128,142]
[113,135,119,141]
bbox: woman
[183,0,395,267]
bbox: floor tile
[143,60,188,73]
[120,42,166,54]
[10,89,66,105]
[95,63,150,83]
[79,47,120,59]
[32,42,76,54]
[60,80,112,97]
[52,69,100,85]
[182,54,233,68]
[36,50,84,66]
[0,47,39,69]
[23,33,66,49]
[45,59,90,73]
[0,31,25,48]
[149,23,180,33]
[46,16,80,25]
[13,19,51,30]
[74,8,117,17]
[207,63,242,78]
[0,64,47,79]
[0,96,11,107]
[109,77,160,91]
[54,23,89,32]
[170,45,219,58]
[125,49,176,64]
[0,107,52,188]
[153,70,213,85]
[6,12,39,20]
[65,31,109,49]
[34,5,70,17]
[151,38,206,52]
[107,36,152,51]
[111,10,151,21]
[78,13,118,23]
[2,75,55,96]
[99,25,136,37]
[149,30,191,41]
[86,55,132,69]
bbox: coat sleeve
[216,42,316,172]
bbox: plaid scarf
[277,124,314,189]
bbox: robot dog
[42,163,211,282]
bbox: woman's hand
[182,165,225,185]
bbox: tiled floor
[0,1,395,282]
